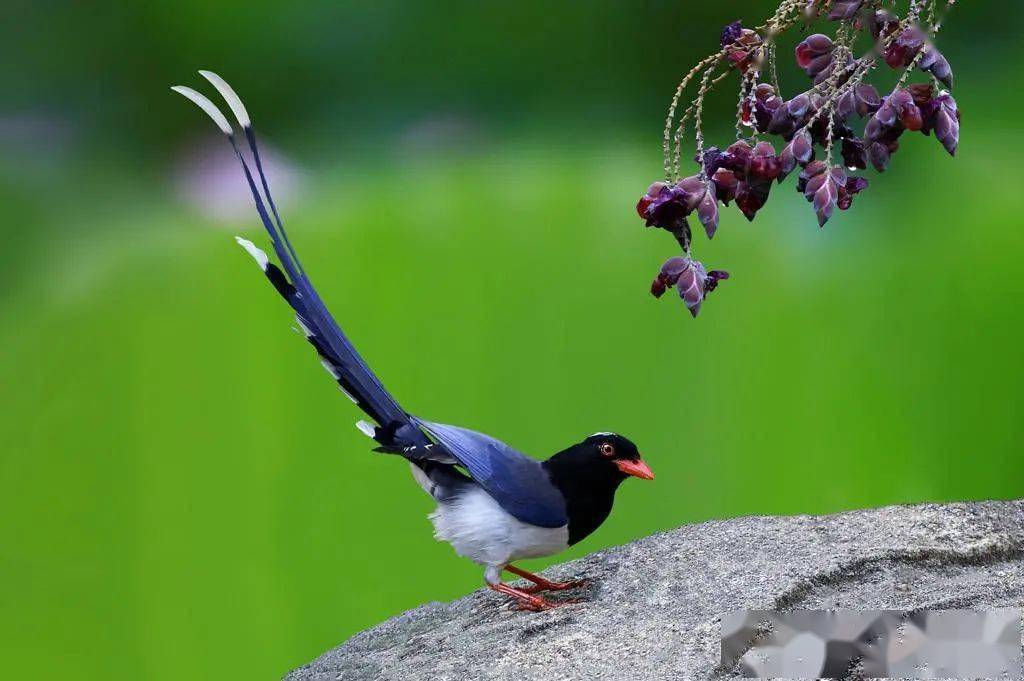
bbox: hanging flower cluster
[637,0,959,317]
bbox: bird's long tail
[172,72,427,449]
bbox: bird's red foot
[521,579,588,594]
[505,565,588,594]
[489,583,558,611]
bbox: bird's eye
[599,443,615,458]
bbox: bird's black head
[574,432,654,481]
[543,432,654,545]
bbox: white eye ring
[599,443,615,458]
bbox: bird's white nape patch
[171,86,234,136]
[356,420,376,439]
[198,70,252,128]
[234,236,269,270]
[590,431,616,437]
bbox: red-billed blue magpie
[172,72,654,611]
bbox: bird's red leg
[488,583,558,611]
[504,564,587,594]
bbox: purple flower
[922,92,959,156]
[918,46,954,89]
[841,136,867,170]
[725,141,778,221]
[863,89,925,171]
[735,181,770,222]
[837,175,868,210]
[869,10,899,41]
[908,83,934,108]
[637,175,722,239]
[720,20,744,47]
[743,84,783,132]
[889,89,923,131]
[699,146,728,176]
[812,51,853,87]
[796,160,828,195]
[779,130,814,181]
[798,161,845,226]
[637,181,688,230]
[722,140,753,171]
[803,166,846,227]
[711,168,739,205]
[748,141,781,183]
[828,0,864,21]
[868,140,895,171]
[724,26,763,73]
[651,257,729,318]
[884,26,925,69]
[767,92,816,137]
[695,183,719,239]
[795,34,834,78]
[852,84,882,117]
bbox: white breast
[428,486,569,568]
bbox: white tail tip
[198,70,252,129]
[171,86,234,136]
[356,420,376,439]
[234,236,269,270]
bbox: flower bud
[651,258,727,318]
[735,181,770,221]
[796,35,834,76]
[752,84,783,132]
[883,27,925,69]
[711,168,739,205]
[922,93,959,156]
[837,175,868,210]
[720,20,744,47]
[868,141,892,171]
[808,167,845,227]
[637,181,690,229]
[919,47,953,89]
[695,183,720,239]
[748,141,781,183]
[779,130,814,181]
[828,0,864,21]
[869,10,899,40]
[854,85,882,117]
[841,136,867,170]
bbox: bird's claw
[522,578,588,594]
[513,596,581,611]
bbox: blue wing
[415,420,568,528]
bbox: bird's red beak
[615,458,655,480]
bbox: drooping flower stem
[735,71,756,140]
[768,42,781,95]
[673,61,734,181]
[663,53,723,180]
[692,61,725,178]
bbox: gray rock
[285,499,1024,681]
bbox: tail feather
[175,73,427,449]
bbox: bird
[172,72,654,611]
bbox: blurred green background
[2,1,1022,679]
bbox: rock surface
[285,499,1023,680]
